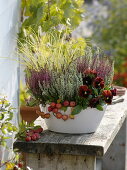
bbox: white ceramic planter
[40,105,107,134]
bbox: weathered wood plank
[102,119,126,170]
[14,92,127,157]
[26,153,96,170]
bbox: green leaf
[82,105,87,110]
[88,95,92,100]
[2,136,11,140]
[96,105,103,111]
[5,111,13,121]
[93,88,98,96]
[61,106,67,112]
[1,141,7,147]
[1,129,7,134]
[71,105,83,115]
[0,113,4,120]
[34,125,41,130]
[13,126,18,132]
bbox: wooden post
[102,119,127,170]
[26,153,96,170]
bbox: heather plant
[76,46,114,85]
[38,65,83,103]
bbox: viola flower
[79,85,92,98]
[93,77,104,89]
[83,69,97,86]
[110,88,117,96]
[89,97,100,108]
[102,90,113,104]
[83,76,93,86]
[84,69,97,78]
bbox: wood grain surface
[25,153,96,170]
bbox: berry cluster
[37,101,76,121]
[48,101,76,120]
[25,128,43,142]
[13,162,23,170]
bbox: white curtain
[0,0,20,168]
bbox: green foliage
[71,105,83,115]
[92,0,127,85]
[96,104,103,111]
[61,106,67,112]
[20,0,84,40]
[18,29,86,71]
[0,98,25,169]
[20,82,38,107]
[16,121,41,141]
[0,97,18,148]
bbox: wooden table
[14,93,127,170]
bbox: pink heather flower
[26,69,51,95]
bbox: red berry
[31,134,37,141]
[48,106,53,112]
[25,136,31,142]
[56,103,62,109]
[62,115,68,121]
[34,133,40,139]
[52,108,58,113]
[56,112,62,119]
[70,101,76,107]
[13,166,18,170]
[50,102,56,108]
[63,101,69,107]
[18,162,23,168]
[44,113,50,119]
[34,128,43,133]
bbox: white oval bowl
[40,105,107,134]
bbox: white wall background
[0,0,20,167]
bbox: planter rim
[40,104,106,111]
